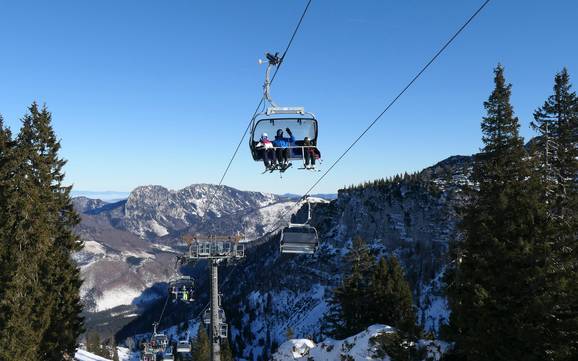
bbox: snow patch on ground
[83,240,107,255]
[273,324,394,360]
[150,243,178,253]
[148,219,169,237]
[117,346,140,361]
[95,286,142,312]
[307,197,330,204]
[273,324,451,361]
[75,349,112,361]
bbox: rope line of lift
[263,0,492,237]
[217,0,313,187]
[147,4,314,346]
[156,293,171,327]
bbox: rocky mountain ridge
[72,184,298,334]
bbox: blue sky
[1,0,577,195]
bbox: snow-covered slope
[273,325,449,361]
[75,349,112,361]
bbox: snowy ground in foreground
[75,347,139,361]
[272,324,450,361]
[75,349,112,361]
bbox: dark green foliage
[221,337,234,361]
[192,325,210,361]
[530,68,578,360]
[285,327,295,340]
[0,104,84,360]
[112,337,120,361]
[371,331,426,361]
[325,238,417,339]
[325,237,375,338]
[86,333,112,358]
[445,65,552,361]
[369,257,416,335]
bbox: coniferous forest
[0,66,576,360]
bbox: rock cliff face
[212,155,472,360]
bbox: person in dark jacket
[273,128,295,166]
[303,136,316,169]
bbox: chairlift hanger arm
[262,52,281,108]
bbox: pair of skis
[262,162,292,174]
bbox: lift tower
[181,235,244,361]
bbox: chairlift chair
[219,323,228,338]
[280,196,320,254]
[141,351,155,361]
[250,52,321,171]
[151,327,169,352]
[177,340,191,353]
[162,347,175,361]
[203,307,226,325]
[280,223,319,254]
[168,276,195,303]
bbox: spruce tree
[0,106,54,361]
[0,115,13,287]
[370,257,416,335]
[221,337,234,361]
[326,237,376,338]
[192,325,210,361]
[531,68,578,360]
[0,104,84,360]
[446,65,548,361]
[30,105,84,359]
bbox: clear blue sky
[1,0,577,195]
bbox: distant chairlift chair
[177,340,191,353]
[162,347,175,361]
[280,197,319,254]
[168,276,195,303]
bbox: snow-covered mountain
[72,185,297,334]
[122,184,291,240]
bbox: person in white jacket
[255,133,276,169]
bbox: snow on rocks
[94,286,143,312]
[273,324,450,361]
[275,339,316,359]
[273,324,395,361]
[75,349,112,361]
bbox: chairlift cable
[300,0,492,200]
[218,0,313,186]
[152,1,314,337]
[265,0,492,237]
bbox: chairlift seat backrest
[250,114,319,161]
[280,224,319,254]
[177,341,191,353]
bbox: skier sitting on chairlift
[169,285,177,302]
[181,285,189,301]
[273,128,295,168]
[303,137,317,169]
[255,133,276,169]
